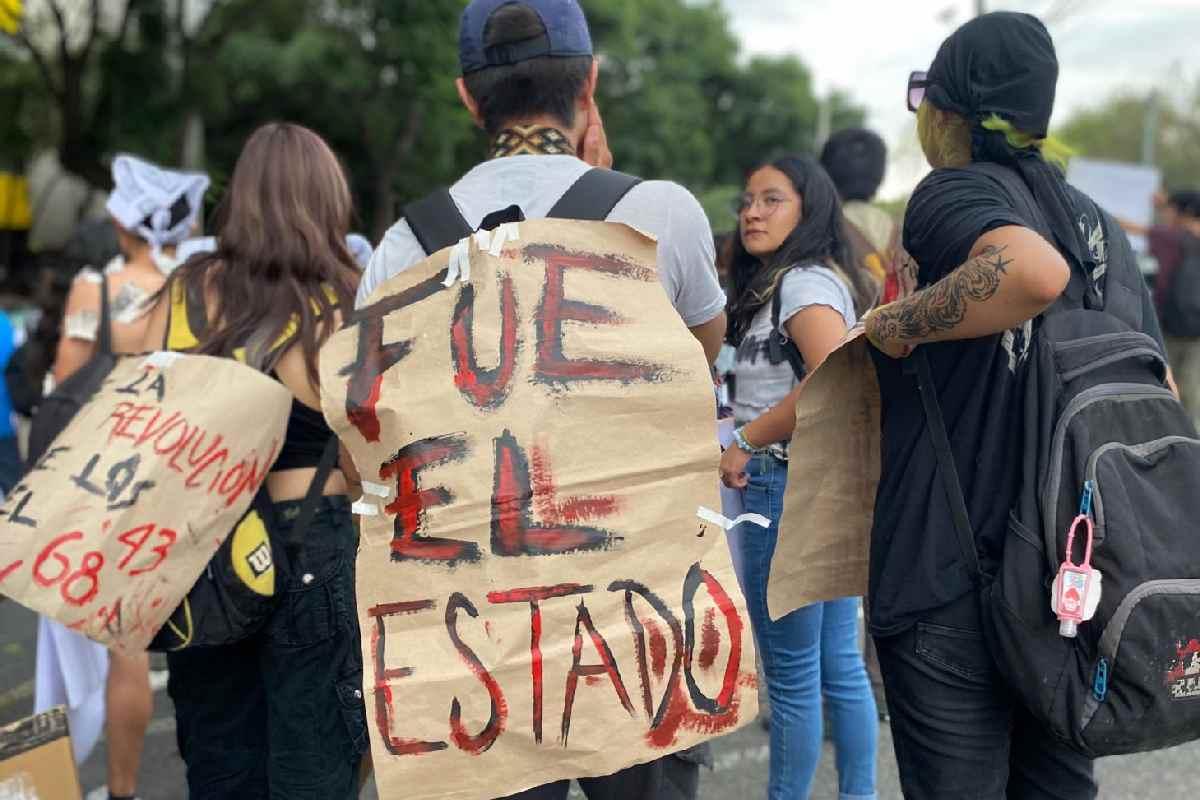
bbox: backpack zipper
[1098,579,1200,666]
[1042,384,1176,572]
[1085,436,1200,545]
[1080,579,1200,731]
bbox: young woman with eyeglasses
[719,155,879,800]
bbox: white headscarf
[105,155,209,273]
[175,236,217,264]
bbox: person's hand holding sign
[578,99,612,169]
[719,442,752,490]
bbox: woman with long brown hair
[139,122,366,798]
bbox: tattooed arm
[864,225,1070,357]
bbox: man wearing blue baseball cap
[357,0,727,366]
[355,2,725,799]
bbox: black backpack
[25,276,116,467]
[1161,232,1200,338]
[402,167,641,256]
[149,439,338,651]
[915,162,1200,757]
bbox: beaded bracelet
[732,425,768,455]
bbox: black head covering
[1171,190,1200,218]
[926,12,1091,278]
[926,12,1057,137]
[820,129,888,202]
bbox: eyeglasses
[733,193,792,217]
[907,70,929,113]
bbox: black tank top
[164,282,335,471]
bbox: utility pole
[814,95,833,152]
[975,0,986,16]
[1141,91,1161,166]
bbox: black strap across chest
[769,279,807,383]
[97,274,113,355]
[403,168,643,256]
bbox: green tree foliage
[194,0,475,236]
[0,44,41,169]
[1057,84,1200,191]
[586,0,738,188]
[2,0,199,187]
[6,0,864,240]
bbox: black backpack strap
[1097,209,1146,331]
[97,275,113,355]
[263,437,341,556]
[907,350,983,580]
[404,170,639,256]
[547,169,642,221]
[769,280,807,382]
[967,162,1103,312]
[287,437,341,544]
[403,188,473,256]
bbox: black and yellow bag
[148,282,338,651]
[148,442,337,651]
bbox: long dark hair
[162,123,360,387]
[726,155,877,344]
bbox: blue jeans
[737,454,877,800]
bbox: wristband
[733,426,768,455]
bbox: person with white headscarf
[55,155,208,377]
[37,153,207,800]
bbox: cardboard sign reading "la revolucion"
[0,354,289,653]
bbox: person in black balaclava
[860,12,1168,799]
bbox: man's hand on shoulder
[578,100,612,169]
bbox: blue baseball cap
[459,0,593,75]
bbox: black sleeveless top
[164,282,335,471]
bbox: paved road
[3,598,1196,799]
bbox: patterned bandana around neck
[490,125,574,159]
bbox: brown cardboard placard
[323,220,758,800]
[767,333,880,619]
[0,354,291,652]
[0,706,82,800]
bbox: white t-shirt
[356,155,725,328]
[730,265,856,427]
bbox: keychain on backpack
[1052,480,1104,638]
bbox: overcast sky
[719,0,1198,198]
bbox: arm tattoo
[873,244,1012,342]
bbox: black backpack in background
[915,162,1200,757]
[25,276,116,467]
[1161,232,1200,338]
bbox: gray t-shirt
[730,265,856,427]
[356,155,725,327]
